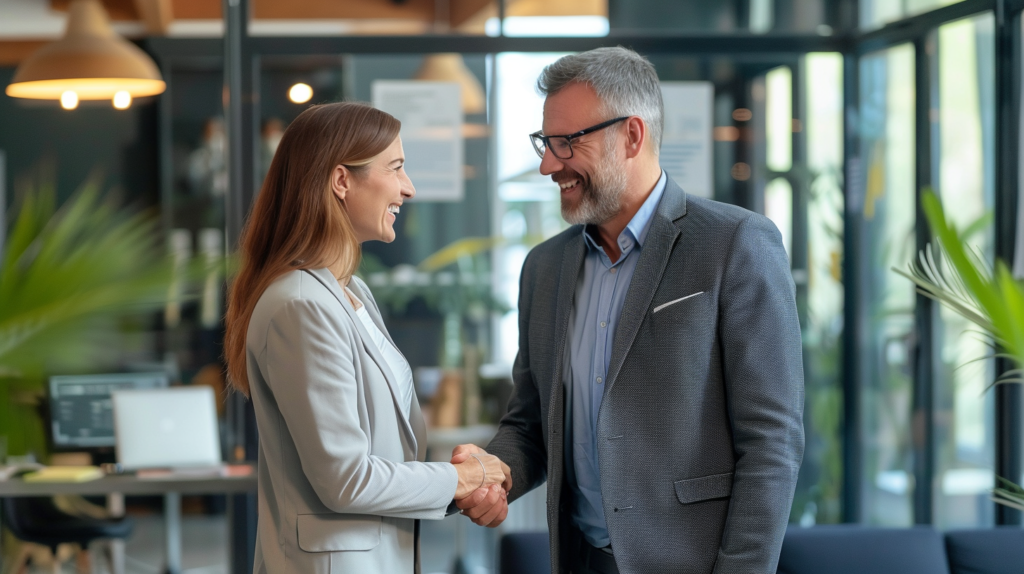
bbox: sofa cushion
[777,525,950,574]
[945,527,1024,574]
[500,531,550,574]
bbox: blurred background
[0,0,1022,572]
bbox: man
[453,47,804,574]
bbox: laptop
[111,387,222,473]
[49,372,169,450]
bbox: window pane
[765,177,793,256]
[860,0,962,30]
[793,52,845,526]
[609,0,832,33]
[859,43,917,526]
[766,66,793,173]
[934,12,996,529]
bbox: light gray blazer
[487,176,805,574]
[246,267,457,574]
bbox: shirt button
[610,268,617,274]
[600,321,607,328]
[597,377,603,384]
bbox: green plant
[360,237,512,368]
[0,176,205,458]
[894,191,1024,510]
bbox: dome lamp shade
[5,0,165,101]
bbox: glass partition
[933,12,996,529]
[794,51,845,525]
[860,0,963,30]
[859,43,917,526]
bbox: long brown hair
[224,102,401,395]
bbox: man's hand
[451,444,512,528]
[456,484,508,527]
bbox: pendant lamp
[414,54,486,115]
[5,0,165,102]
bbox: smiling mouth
[558,179,580,193]
[387,204,400,215]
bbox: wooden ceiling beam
[252,0,434,21]
[450,0,494,29]
[51,0,140,20]
[0,41,48,66]
[134,0,174,34]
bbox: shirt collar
[582,170,668,252]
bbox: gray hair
[538,47,664,155]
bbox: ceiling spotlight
[289,83,313,104]
[60,90,78,110]
[112,90,132,109]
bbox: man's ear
[623,116,646,159]
[331,164,351,201]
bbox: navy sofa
[499,526,1024,574]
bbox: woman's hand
[453,452,507,499]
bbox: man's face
[540,83,628,226]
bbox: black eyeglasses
[529,116,629,160]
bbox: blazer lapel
[605,177,688,394]
[303,268,418,458]
[550,232,587,410]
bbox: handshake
[450,444,511,528]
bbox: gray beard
[561,142,628,226]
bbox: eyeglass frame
[529,116,630,160]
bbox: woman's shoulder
[248,269,345,340]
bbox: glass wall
[859,43,917,526]
[794,52,845,525]
[860,0,963,30]
[933,12,997,528]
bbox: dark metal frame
[994,0,1023,526]
[911,30,940,526]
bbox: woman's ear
[331,164,351,202]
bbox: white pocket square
[652,291,705,314]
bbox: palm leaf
[895,191,1024,511]
[0,182,208,379]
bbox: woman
[224,102,507,574]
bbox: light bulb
[288,83,313,104]
[112,91,132,109]
[60,91,78,110]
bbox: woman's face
[336,136,415,244]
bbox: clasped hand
[451,444,512,528]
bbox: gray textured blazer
[246,267,458,574]
[487,176,805,574]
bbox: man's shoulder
[682,194,758,227]
[526,224,582,263]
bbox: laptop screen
[112,387,221,469]
[49,372,169,448]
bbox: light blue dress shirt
[564,171,668,548]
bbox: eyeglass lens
[532,135,573,159]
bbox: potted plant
[895,191,1024,510]
[0,175,205,460]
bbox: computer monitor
[49,372,169,449]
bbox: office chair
[1,496,133,574]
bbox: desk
[0,472,257,574]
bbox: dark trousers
[564,527,619,574]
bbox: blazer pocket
[296,513,382,552]
[652,291,705,314]
[674,472,734,504]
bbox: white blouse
[353,304,415,420]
